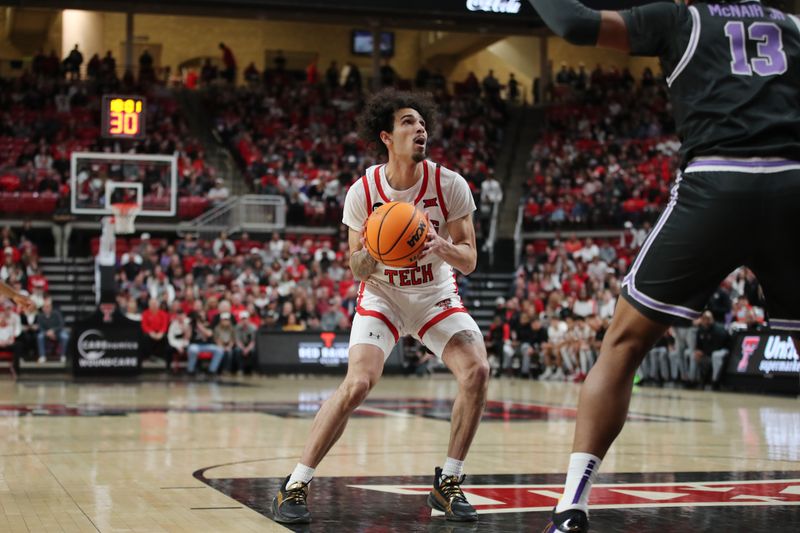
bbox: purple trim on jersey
[571,460,597,505]
[627,283,702,321]
[687,159,800,169]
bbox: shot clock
[102,95,146,139]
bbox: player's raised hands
[418,212,448,261]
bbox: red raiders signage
[729,333,800,377]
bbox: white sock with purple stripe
[555,453,602,514]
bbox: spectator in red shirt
[306,55,319,85]
[141,298,169,364]
[487,314,510,374]
[563,234,583,255]
[27,268,49,294]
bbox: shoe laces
[283,481,308,505]
[439,474,468,502]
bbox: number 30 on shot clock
[102,95,146,139]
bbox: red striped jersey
[342,160,476,291]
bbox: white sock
[441,457,464,478]
[555,453,602,513]
[287,463,315,486]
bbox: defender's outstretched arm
[527,0,631,53]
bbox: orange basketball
[365,201,428,268]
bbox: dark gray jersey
[622,1,800,167]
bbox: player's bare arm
[348,227,377,281]
[0,281,35,313]
[419,213,477,276]
[527,0,630,53]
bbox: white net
[110,203,140,234]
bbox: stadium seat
[0,192,21,216]
[0,174,20,192]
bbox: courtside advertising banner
[256,330,404,373]
[729,332,800,377]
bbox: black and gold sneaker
[426,466,478,522]
[271,476,312,524]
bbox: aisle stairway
[176,89,245,194]
[464,271,513,332]
[39,256,96,327]
[498,105,547,238]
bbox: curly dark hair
[357,88,437,157]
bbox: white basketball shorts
[349,280,482,360]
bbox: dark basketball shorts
[621,157,800,332]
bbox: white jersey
[342,160,476,293]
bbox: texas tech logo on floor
[350,478,800,515]
[194,469,800,532]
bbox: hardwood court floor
[0,375,797,532]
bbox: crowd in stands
[2,36,515,232]
[112,229,371,375]
[107,226,475,376]
[486,232,767,389]
[0,45,220,222]
[203,60,509,230]
[4,46,760,387]
[498,62,767,387]
[0,225,70,364]
[522,64,679,230]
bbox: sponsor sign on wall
[68,306,142,376]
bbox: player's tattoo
[450,330,481,347]
[350,249,377,281]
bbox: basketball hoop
[110,203,140,234]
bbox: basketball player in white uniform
[273,89,490,524]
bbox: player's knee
[460,359,490,392]
[342,376,373,407]
[603,328,652,370]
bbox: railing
[180,195,286,240]
[481,201,500,267]
[238,195,287,231]
[513,204,524,268]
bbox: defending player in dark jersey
[527,1,800,531]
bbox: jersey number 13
[725,22,787,76]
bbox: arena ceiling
[5,1,664,34]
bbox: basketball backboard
[70,152,178,217]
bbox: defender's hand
[13,293,36,314]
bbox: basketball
[364,201,428,267]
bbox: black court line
[190,506,243,510]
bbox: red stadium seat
[0,174,20,192]
[178,197,209,219]
[0,192,21,216]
